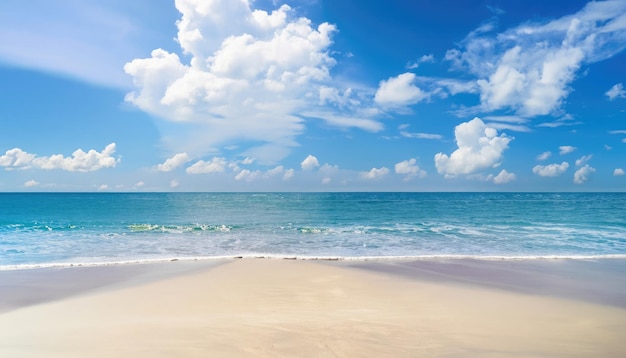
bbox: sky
[1,0,626,192]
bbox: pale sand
[1,259,625,357]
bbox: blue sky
[1,0,625,192]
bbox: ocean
[1,192,625,269]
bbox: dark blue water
[1,192,625,268]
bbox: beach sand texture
[1,259,625,357]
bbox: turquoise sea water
[1,192,625,269]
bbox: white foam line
[0,256,233,271]
[3,254,626,271]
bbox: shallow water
[1,192,625,268]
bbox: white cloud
[536,118,581,128]
[404,132,442,140]
[156,153,191,172]
[170,179,180,188]
[314,87,385,132]
[97,184,109,191]
[231,156,256,170]
[476,45,583,116]
[283,168,295,180]
[405,54,435,69]
[24,180,39,188]
[228,162,241,173]
[0,148,35,168]
[614,168,625,176]
[318,86,359,107]
[360,167,390,180]
[234,165,292,182]
[301,155,320,171]
[485,122,532,133]
[428,77,480,97]
[574,164,595,184]
[374,73,428,108]
[235,169,261,182]
[420,54,435,63]
[575,154,592,166]
[536,151,552,161]
[322,177,331,184]
[124,0,371,162]
[606,83,626,100]
[134,181,145,188]
[445,1,626,116]
[186,157,227,174]
[434,117,512,177]
[0,143,119,172]
[394,158,426,180]
[241,157,255,165]
[399,124,443,140]
[301,111,383,132]
[493,169,516,184]
[532,162,569,177]
[482,115,527,123]
[559,146,576,155]
[269,166,295,181]
[482,115,531,132]
[266,165,284,177]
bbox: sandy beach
[1,258,625,357]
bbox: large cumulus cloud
[434,117,512,177]
[124,0,380,162]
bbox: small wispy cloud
[536,151,552,161]
[398,124,443,140]
[405,54,435,69]
[559,146,576,155]
[606,83,626,101]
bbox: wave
[5,221,624,241]
[127,224,233,233]
[1,223,80,232]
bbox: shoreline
[1,258,625,356]
[3,253,626,271]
